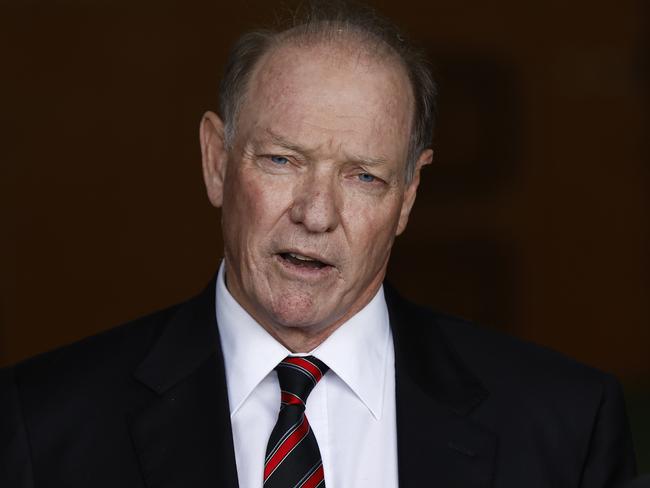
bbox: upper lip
[278,249,334,267]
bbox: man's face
[202,43,430,343]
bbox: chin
[267,292,336,331]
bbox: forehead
[237,42,414,163]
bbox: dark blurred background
[1,0,648,471]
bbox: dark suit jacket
[1,279,637,487]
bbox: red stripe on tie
[264,416,310,481]
[301,464,325,488]
[281,391,304,406]
[284,357,323,382]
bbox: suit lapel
[129,279,239,488]
[386,285,497,488]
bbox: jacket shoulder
[386,284,618,403]
[0,301,188,485]
[417,307,636,483]
[432,310,612,390]
[5,301,187,412]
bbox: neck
[223,267,382,354]
[255,281,381,352]
[245,292,376,353]
[264,323,340,353]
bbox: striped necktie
[264,356,329,488]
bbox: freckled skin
[201,42,432,352]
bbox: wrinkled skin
[201,42,432,352]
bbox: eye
[270,155,289,165]
[358,172,376,183]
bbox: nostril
[289,205,338,233]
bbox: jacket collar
[130,277,239,488]
[384,283,489,416]
[133,279,490,412]
[385,283,497,487]
[133,278,220,395]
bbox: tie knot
[276,356,329,410]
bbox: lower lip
[275,254,335,280]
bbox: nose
[289,170,341,233]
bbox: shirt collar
[310,287,390,420]
[215,261,391,420]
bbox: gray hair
[217,1,437,183]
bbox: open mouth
[279,252,329,270]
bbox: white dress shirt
[215,262,398,488]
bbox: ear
[396,148,433,236]
[200,111,228,208]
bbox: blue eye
[270,156,289,165]
[358,173,375,183]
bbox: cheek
[227,171,291,236]
[221,175,262,253]
[247,178,290,227]
[343,200,401,258]
[246,183,268,224]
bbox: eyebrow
[262,128,389,167]
[264,129,306,154]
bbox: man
[1,2,637,487]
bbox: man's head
[217,2,436,184]
[200,2,436,351]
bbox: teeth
[289,252,315,261]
